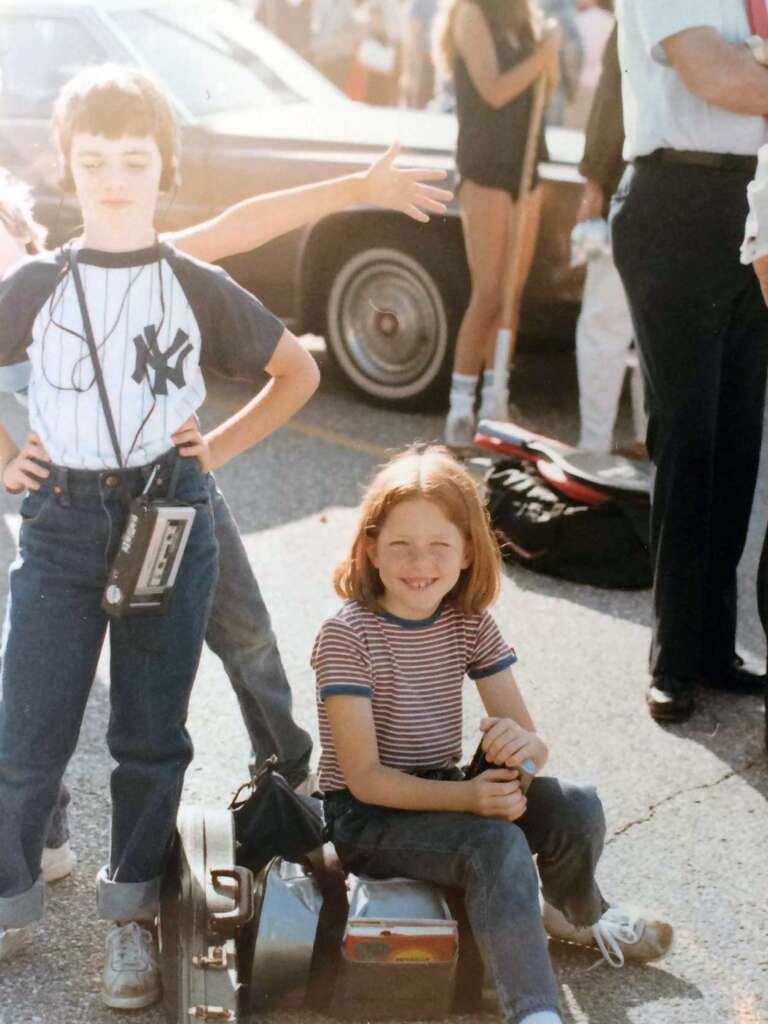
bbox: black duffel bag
[486,459,652,590]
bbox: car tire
[324,236,466,410]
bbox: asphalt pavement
[0,343,766,1024]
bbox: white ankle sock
[448,372,478,415]
[519,1012,562,1024]
[478,369,500,419]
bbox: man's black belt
[636,148,757,172]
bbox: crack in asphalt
[606,762,757,844]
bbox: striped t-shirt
[312,600,517,793]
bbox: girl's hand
[171,417,213,473]
[2,433,50,494]
[362,142,454,224]
[480,716,549,774]
[466,768,527,821]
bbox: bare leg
[483,185,543,370]
[452,181,513,376]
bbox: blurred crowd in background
[232,0,614,128]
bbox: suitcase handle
[210,867,254,931]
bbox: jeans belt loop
[56,466,71,507]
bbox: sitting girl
[312,445,672,1024]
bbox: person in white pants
[576,242,645,453]
[573,23,646,456]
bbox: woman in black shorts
[435,0,560,446]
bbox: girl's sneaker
[542,902,673,967]
[101,921,161,1009]
[0,926,30,962]
[41,841,77,883]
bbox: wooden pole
[491,74,549,420]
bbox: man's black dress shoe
[646,678,695,723]
[699,656,766,695]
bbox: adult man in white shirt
[612,1,768,722]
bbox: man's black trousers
[612,159,768,683]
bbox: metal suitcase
[159,806,254,1024]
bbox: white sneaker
[101,921,161,1009]
[444,410,476,449]
[542,902,673,968]
[41,841,77,883]
[0,926,30,962]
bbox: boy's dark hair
[53,64,180,192]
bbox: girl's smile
[367,497,471,619]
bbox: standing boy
[0,64,319,1009]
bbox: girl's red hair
[334,445,501,614]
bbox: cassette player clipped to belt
[102,460,196,618]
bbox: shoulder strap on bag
[68,250,125,471]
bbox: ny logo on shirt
[132,325,194,395]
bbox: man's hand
[2,433,50,494]
[754,254,768,306]
[577,180,605,224]
[465,767,527,821]
[479,716,548,774]
[171,417,213,473]
[362,142,454,224]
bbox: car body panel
[0,0,585,340]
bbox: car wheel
[325,240,465,409]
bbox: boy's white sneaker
[542,902,673,967]
[0,926,31,962]
[101,921,161,1009]
[41,841,77,883]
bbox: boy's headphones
[58,154,180,193]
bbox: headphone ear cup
[160,157,180,192]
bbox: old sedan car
[0,0,584,408]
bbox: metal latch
[192,946,227,970]
[188,1008,235,1022]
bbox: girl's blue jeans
[0,450,218,927]
[324,777,608,1024]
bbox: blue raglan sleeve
[0,254,60,394]
[166,246,286,381]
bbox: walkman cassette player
[102,492,196,617]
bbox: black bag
[229,756,324,875]
[486,459,652,590]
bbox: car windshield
[109,3,342,118]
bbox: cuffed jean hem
[507,998,562,1024]
[0,878,44,928]
[96,866,160,922]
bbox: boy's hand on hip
[480,716,548,774]
[2,433,50,493]
[172,417,212,472]
[466,768,527,822]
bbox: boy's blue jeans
[44,478,313,851]
[0,452,217,927]
[324,777,608,1024]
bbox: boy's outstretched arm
[475,668,549,774]
[324,693,527,822]
[173,328,318,472]
[166,143,453,264]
